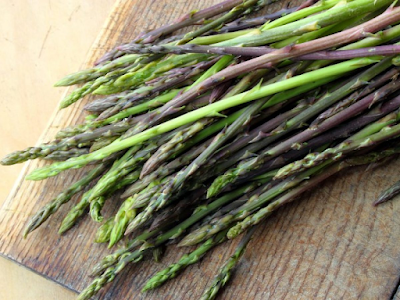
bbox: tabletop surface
[1,1,400,300]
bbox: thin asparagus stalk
[90,137,119,152]
[87,145,142,202]
[42,148,90,161]
[59,74,126,109]
[95,53,210,95]
[26,58,377,181]
[108,174,189,247]
[59,167,141,235]
[119,44,400,60]
[1,120,131,166]
[83,92,130,113]
[77,248,145,300]
[58,88,182,139]
[199,226,256,300]
[55,54,140,87]
[214,6,299,33]
[88,145,155,222]
[142,230,228,292]
[140,121,210,177]
[122,138,215,197]
[58,189,93,234]
[130,180,169,209]
[108,203,137,247]
[23,163,108,237]
[374,180,400,205]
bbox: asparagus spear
[42,148,90,161]
[213,6,299,33]
[142,230,227,292]
[59,167,141,235]
[58,189,93,234]
[374,180,400,206]
[95,217,114,244]
[200,226,256,300]
[23,163,108,237]
[141,121,210,177]
[119,43,400,60]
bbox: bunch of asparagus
[3,0,400,299]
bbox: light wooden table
[0,1,115,299]
[2,1,400,300]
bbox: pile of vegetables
[3,0,400,299]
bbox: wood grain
[1,0,400,299]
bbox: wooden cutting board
[1,0,400,299]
